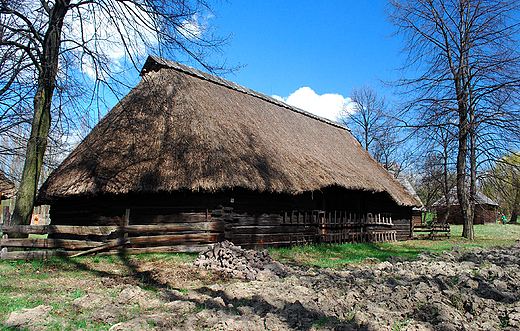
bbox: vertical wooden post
[124,209,130,240]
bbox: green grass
[423,212,436,223]
[0,223,517,330]
[270,223,520,268]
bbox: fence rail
[0,209,398,259]
[412,223,450,240]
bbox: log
[1,238,104,250]
[70,238,129,257]
[2,231,222,249]
[123,222,224,233]
[129,213,209,223]
[1,222,225,236]
[230,233,311,244]
[128,233,220,246]
[1,250,72,260]
[98,244,210,256]
[230,225,314,234]
[1,225,118,236]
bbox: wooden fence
[0,209,400,259]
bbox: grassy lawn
[269,223,520,268]
[0,223,518,330]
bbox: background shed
[433,186,499,225]
[0,171,17,225]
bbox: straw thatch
[385,163,424,211]
[38,55,420,207]
[0,171,17,200]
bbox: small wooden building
[433,186,499,225]
[37,55,421,250]
[0,171,17,225]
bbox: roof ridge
[141,55,349,131]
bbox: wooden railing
[412,223,450,240]
[0,212,224,260]
[0,209,399,259]
[280,210,396,245]
[281,210,394,227]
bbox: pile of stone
[193,241,292,280]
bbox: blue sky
[211,0,403,121]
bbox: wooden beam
[1,250,72,260]
[70,238,129,258]
[98,244,209,256]
[1,221,225,236]
[1,238,104,249]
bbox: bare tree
[372,115,406,167]
[388,0,520,239]
[0,0,231,226]
[340,85,386,153]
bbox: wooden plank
[224,215,284,226]
[1,238,104,250]
[70,238,129,257]
[124,222,224,233]
[231,233,312,244]
[99,244,210,256]
[230,225,315,234]
[0,244,210,259]
[1,250,72,260]
[129,213,209,223]
[1,225,118,236]
[128,233,220,246]
[4,232,221,249]
[1,222,225,236]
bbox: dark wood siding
[48,187,413,248]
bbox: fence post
[0,223,5,259]
[124,209,130,240]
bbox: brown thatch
[0,171,17,200]
[38,55,420,207]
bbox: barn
[433,186,499,225]
[0,171,17,225]
[37,55,421,250]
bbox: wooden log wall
[312,211,397,245]
[0,208,225,260]
[214,209,401,248]
[0,207,411,258]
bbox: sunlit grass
[270,223,520,268]
[0,223,518,330]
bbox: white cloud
[179,15,204,40]
[273,87,351,122]
[63,3,158,79]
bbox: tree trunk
[455,80,474,239]
[10,0,70,228]
[510,189,520,223]
[11,85,51,227]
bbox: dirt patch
[3,242,520,330]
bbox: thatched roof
[0,171,17,200]
[38,55,420,207]
[432,186,498,207]
[385,163,424,211]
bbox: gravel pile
[193,241,292,280]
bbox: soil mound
[193,241,292,280]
